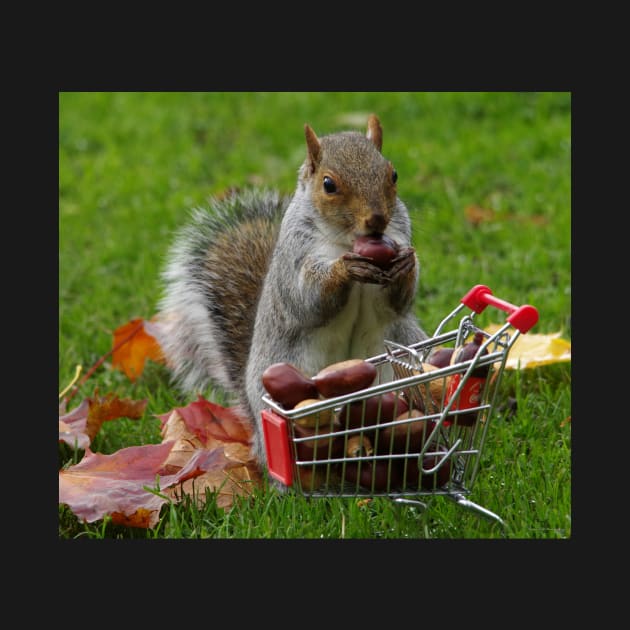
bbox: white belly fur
[307,283,391,373]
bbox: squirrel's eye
[392,169,398,184]
[323,176,337,194]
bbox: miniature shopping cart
[261,285,539,530]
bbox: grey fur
[157,122,428,474]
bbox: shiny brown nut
[343,460,401,492]
[292,421,344,461]
[427,346,455,368]
[338,391,409,430]
[451,332,489,377]
[262,362,318,409]
[296,466,331,492]
[313,359,377,398]
[293,398,335,428]
[375,410,433,454]
[402,446,451,490]
[352,234,399,269]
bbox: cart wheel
[449,492,508,536]
[392,497,428,512]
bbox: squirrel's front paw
[385,247,416,281]
[341,252,390,285]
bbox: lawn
[59,91,571,539]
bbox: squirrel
[156,114,428,473]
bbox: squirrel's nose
[365,211,387,234]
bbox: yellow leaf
[484,324,571,369]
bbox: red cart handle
[461,285,539,333]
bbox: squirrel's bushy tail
[157,189,289,400]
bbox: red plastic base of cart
[261,409,293,486]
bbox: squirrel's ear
[366,114,383,152]
[304,124,321,174]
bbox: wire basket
[261,285,539,529]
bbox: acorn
[262,362,318,409]
[352,234,399,269]
[313,358,377,398]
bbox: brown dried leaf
[465,205,495,226]
[85,391,148,442]
[465,205,549,228]
[158,409,206,472]
[157,396,262,510]
[59,391,147,448]
[165,458,262,510]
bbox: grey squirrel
[157,114,427,473]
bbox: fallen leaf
[59,392,263,527]
[59,442,223,527]
[86,391,147,441]
[58,391,147,448]
[465,205,495,226]
[484,324,571,369]
[112,318,164,381]
[157,396,262,510]
[527,214,549,226]
[465,205,549,228]
[59,399,91,450]
[159,395,251,446]
[165,458,261,510]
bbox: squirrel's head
[300,114,399,239]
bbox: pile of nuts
[262,333,490,492]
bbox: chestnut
[343,459,401,492]
[427,346,455,368]
[375,411,433,455]
[451,332,489,378]
[338,391,408,430]
[293,398,335,428]
[262,362,318,409]
[292,421,344,462]
[352,234,399,269]
[313,359,377,398]
[296,465,338,492]
[402,446,452,491]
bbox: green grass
[59,92,571,539]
